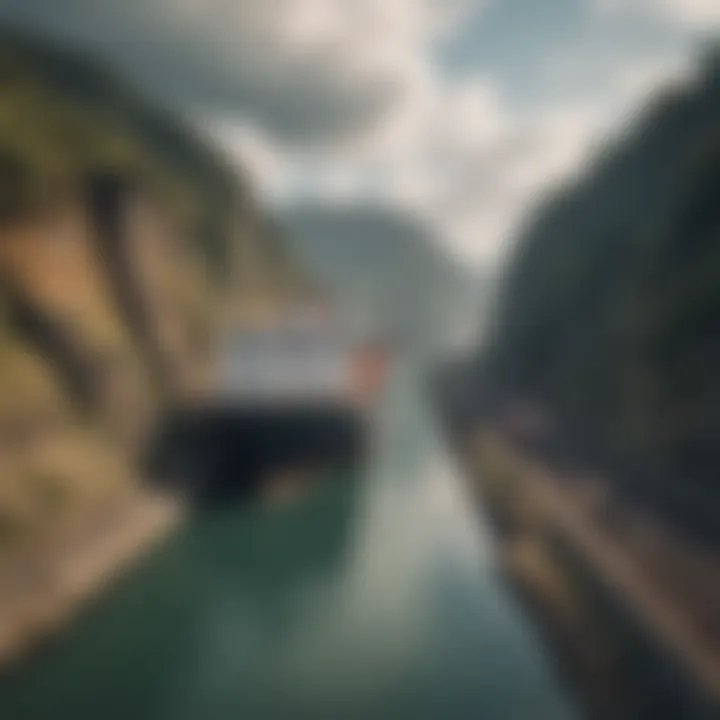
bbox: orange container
[350,344,389,406]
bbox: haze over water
[1,362,578,720]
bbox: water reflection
[1,364,578,720]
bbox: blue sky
[442,0,687,105]
[0,0,716,263]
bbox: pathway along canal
[1,363,579,720]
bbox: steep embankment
[480,51,720,542]
[436,49,720,719]
[0,30,294,665]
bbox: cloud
[196,1,696,264]
[213,61,680,263]
[416,100,605,260]
[204,119,293,200]
[0,0,700,264]
[595,0,720,27]
[212,75,625,263]
[0,0,487,145]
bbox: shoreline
[451,424,720,719]
[0,492,184,672]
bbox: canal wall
[0,492,183,672]
[463,429,720,720]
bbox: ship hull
[146,402,368,504]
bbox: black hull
[145,402,368,504]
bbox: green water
[1,367,579,720]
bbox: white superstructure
[221,323,356,404]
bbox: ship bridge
[221,325,356,404]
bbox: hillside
[480,49,720,542]
[0,30,295,587]
[0,27,247,274]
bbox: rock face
[0,31,293,550]
[475,50,720,544]
[435,54,720,718]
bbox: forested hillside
[0,30,293,551]
[0,28,249,275]
[483,50,720,540]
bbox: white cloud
[0,0,487,145]
[212,43,688,265]
[1,0,698,265]
[214,77,608,263]
[203,0,696,265]
[205,120,289,195]
[595,0,720,27]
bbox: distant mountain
[279,204,483,353]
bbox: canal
[1,363,579,720]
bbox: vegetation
[0,29,295,547]
[482,49,720,541]
[0,28,248,274]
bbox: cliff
[477,49,720,544]
[432,48,720,719]
[0,30,297,664]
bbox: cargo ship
[146,302,390,504]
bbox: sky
[0,0,718,264]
